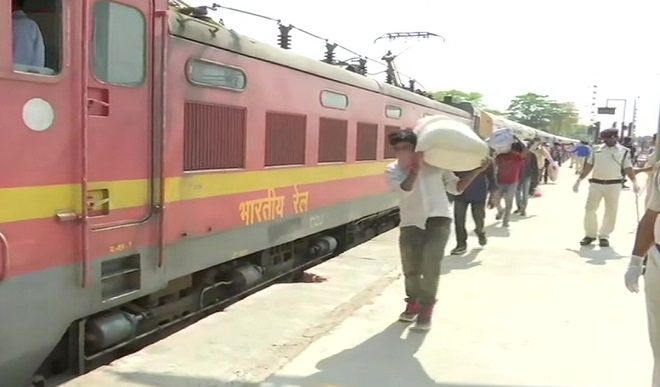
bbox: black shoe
[580,237,596,246]
[476,232,487,246]
[599,239,610,247]
[513,209,521,215]
[520,210,527,217]
[451,245,467,255]
[495,212,503,220]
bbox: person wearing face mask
[385,130,490,331]
[573,128,639,247]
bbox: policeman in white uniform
[626,158,660,387]
[573,128,638,247]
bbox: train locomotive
[0,1,575,385]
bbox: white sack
[413,116,489,171]
[487,127,515,154]
[548,161,559,182]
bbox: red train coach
[0,1,474,385]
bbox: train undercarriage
[34,209,399,386]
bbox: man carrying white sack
[625,155,660,387]
[386,130,490,331]
[573,128,639,248]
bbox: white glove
[633,182,641,194]
[573,180,581,193]
[625,255,645,293]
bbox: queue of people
[386,125,660,385]
[386,130,489,331]
[385,130,563,331]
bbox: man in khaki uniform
[573,128,638,247]
[625,157,660,387]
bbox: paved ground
[260,168,653,387]
[64,166,654,387]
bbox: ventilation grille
[265,112,306,166]
[318,118,348,163]
[101,254,140,302]
[184,102,246,171]
[383,125,401,159]
[356,122,378,161]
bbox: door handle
[56,210,80,222]
[87,97,109,107]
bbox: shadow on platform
[112,369,557,387]
[110,323,557,387]
[508,214,539,223]
[264,322,431,386]
[484,224,511,238]
[111,322,430,387]
[565,246,625,265]
[442,248,482,274]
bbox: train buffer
[63,170,651,387]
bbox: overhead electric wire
[193,2,425,91]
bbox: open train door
[80,0,160,290]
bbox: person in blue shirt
[450,162,497,255]
[12,0,45,68]
[574,141,591,175]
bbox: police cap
[600,128,619,139]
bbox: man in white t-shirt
[626,158,660,387]
[386,130,489,331]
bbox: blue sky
[187,0,660,136]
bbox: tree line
[433,90,588,139]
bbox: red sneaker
[398,300,421,322]
[411,304,434,331]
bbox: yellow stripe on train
[0,162,391,224]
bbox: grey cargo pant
[399,217,451,306]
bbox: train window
[265,112,306,167]
[385,105,403,119]
[383,125,400,159]
[183,102,246,171]
[13,0,62,75]
[320,90,348,110]
[356,123,378,161]
[187,59,246,91]
[93,1,146,87]
[318,118,348,163]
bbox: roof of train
[483,111,579,144]
[168,12,471,120]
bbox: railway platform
[63,167,652,387]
